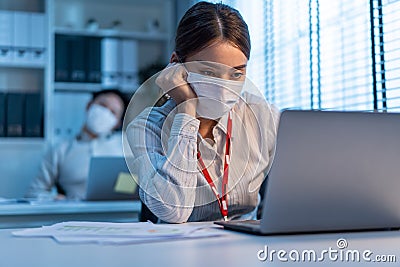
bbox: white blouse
[126,91,279,223]
[26,132,123,200]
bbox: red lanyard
[197,112,232,221]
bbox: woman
[26,89,128,200]
[126,1,279,223]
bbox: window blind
[194,0,268,94]
[372,0,400,111]
[191,0,400,112]
[319,0,373,111]
[264,0,312,110]
[265,0,373,111]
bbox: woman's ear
[170,52,180,63]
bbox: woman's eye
[201,70,215,77]
[231,72,243,79]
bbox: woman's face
[184,41,248,81]
[91,93,124,122]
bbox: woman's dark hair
[92,89,129,111]
[91,89,130,128]
[175,1,251,61]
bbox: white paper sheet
[12,221,224,245]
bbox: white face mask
[86,104,118,136]
[186,72,244,119]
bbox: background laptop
[85,157,139,201]
[216,110,400,235]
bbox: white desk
[0,223,399,267]
[0,201,141,229]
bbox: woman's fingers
[156,63,197,104]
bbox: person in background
[25,89,129,200]
[126,2,279,223]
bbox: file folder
[24,92,43,137]
[69,36,86,82]
[53,92,91,142]
[13,12,31,63]
[121,40,139,91]
[55,34,70,82]
[101,38,121,88]
[30,13,46,64]
[87,37,101,83]
[6,93,25,137]
[0,10,14,63]
[0,92,5,137]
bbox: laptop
[85,157,139,201]
[215,110,400,235]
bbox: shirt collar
[214,110,233,135]
[76,130,112,142]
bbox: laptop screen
[85,157,139,201]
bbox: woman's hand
[156,63,198,116]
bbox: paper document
[12,221,224,245]
[114,172,137,194]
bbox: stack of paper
[12,221,224,245]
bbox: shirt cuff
[170,113,200,138]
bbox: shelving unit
[51,24,171,94]
[54,27,170,41]
[0,0,176,198]
[0,0,48,198]
[48,0,174,143]
[0,138,45,146]
[53,82,102,92]
[0,62,46,69]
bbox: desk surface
[1,223,399,267]
[0,201,141,228]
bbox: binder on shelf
[121,39,139,91]
[69,36,86,82]
[30,13,46,64]
[13,11,31,63]
[101,38,121,88]
[24,92,43,137]
[55,34,70,82]
[53,92,91,141]
[0,10,14,63]
[0,92,5,137]
[87,37,101,83]
[6,93,25,137]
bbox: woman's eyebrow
[233,64,247,70]
[194,61,247,70]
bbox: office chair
[139,201,158,223]
[257,176,268,220]
[55,181,66,196]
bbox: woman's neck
[81,126,98,140]
[198,118,218,140]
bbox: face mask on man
[186,72,244,119]
[85,104,118,136]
